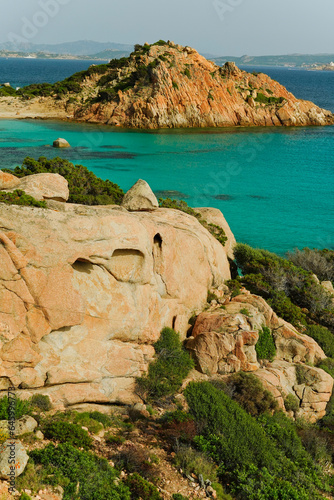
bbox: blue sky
[2,0,334,56]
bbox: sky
[1,0,334,56]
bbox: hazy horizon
[1,0,334,57]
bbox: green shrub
[105,433,125,445]
[305,325,334,358]
[172,494,189,500]
[184,382,326,499]
[255,327,276,362]
[88,411,113,428]
[30,443,130,499]
[183,68,191,78]
[226,279,242,298]
[317,357,334,378]
[172,81,179,89]
[174,445,218,482]
[224,372,278,416]
[287,248,334,282]
[5,157,124,206]
[124,473,162,500]
[30,394,52,412]
[284,394,300,414]
[207,291,219,303]
[0,190,46,208]
[136,328,194,402]
[114,445,158,480]
[0,396,32,419]
[240,308,251,316]
[43,421,92,449]
[71,412,103,434]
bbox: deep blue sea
[0,58,333,255]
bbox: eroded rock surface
[1,173,69,202]
[0,201,231,407]
[186,290,331,420]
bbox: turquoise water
[0,119,333,255]
[0,62,333,255]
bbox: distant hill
[212,53,334,67]
[0,40,133,56]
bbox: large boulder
[0,171,20,190]
[121,179,159,211]
[0,439,29,479]
[0,197,231,408]
[53,138,70,148]
[3,173,69,202]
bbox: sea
[0,57,333,255]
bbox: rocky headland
[1,41,333,127]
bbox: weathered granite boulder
[0,199,231,408]
[121,179,159,211]
[254,360,333,422]
[12,173,69,202]
[194,207,236,260]
[53,138,70,148]
[0,171,20,190]
[0,439,29,479]
[0,416,38,437]
[187,292,326,376]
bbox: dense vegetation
[4,157,124,205]
[234,243,334,331]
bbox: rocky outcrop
[1,43,333,128]
[121,179,159,211]
[73,43,334,128]
[53,138,70,148]
[0,196,231,408]
[194,207,236,260]
[0,416,38,437]
[1,173,69,202]
[186,290,332,421]
[255,361,333,422]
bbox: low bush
[114,444,158,480]
[30,443,130,499]
[305,325,334,358]
[174,445,218,482]
[255,327,276,362]
[284,394,300,414]
[224,372,278,416]
[317,357,334,378]
[288,248,334,282]
[0,190,46,208]
[88,411,113,428]
[30,394,52,412]
[43,421,92,449]
[136,327,194,402]
[5,156,124,206]
[124,473,162,500]
[0,396,32,419]
[172,495,189,500]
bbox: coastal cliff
[1,41,333,127]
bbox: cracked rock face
[0,202,231,408]
[186,291,332,421]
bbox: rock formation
[53,138,70,148]
[1,172,69,202]
[0,187,231,408]
[0,42,333,128]
[121,179,159,211]
[186,289,333,421]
